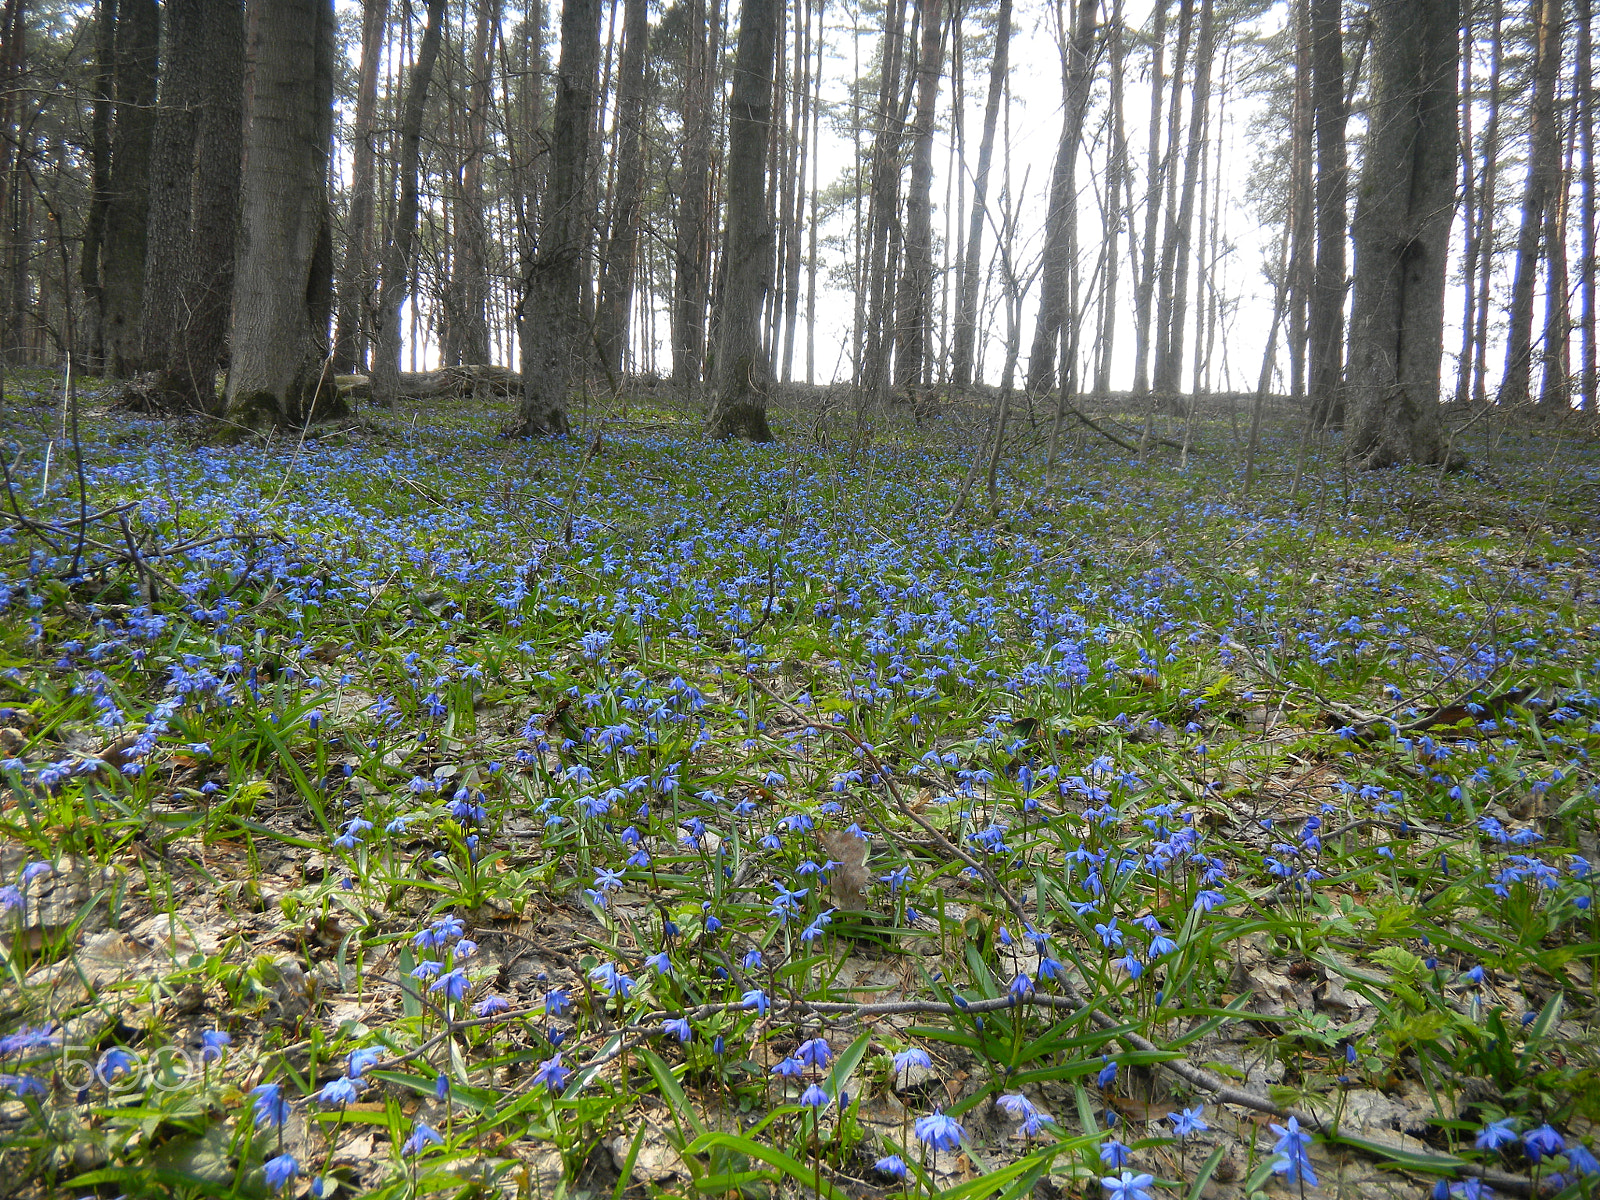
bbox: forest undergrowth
[2,377,1599,1200]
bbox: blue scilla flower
[914,1108,964,1151]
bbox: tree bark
[1130,0,1168,395]
[371,0,448,403]
[98,0,158,379]
[860,0,909,406]
[673,0,715,389]
[1345,0,1456,467]
[333,0,391,374]
[1469,0,1503,403]
[1024,0,1099,396]
[706,0,780,440]
[445,0,498,369]
[79,1,114,371]
[950,0,1010,388]
[596,0,648,374]
[893,0,946,394]
[1497,0,1564,406]
[512,0,600,436]
[225,0,341,430]
[1093,0,1129,395]
[1580,0,1596,411]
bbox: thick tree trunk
[225,0,341,430]
[512,0,600,437]
[1345,0,1456,467]
[673,0,715,388]
[595,0,648,374]
[1024,0,1098,396]
[861,0,909,405]
[950,0,1010,388]
[1497,0,1563,406]
[1540,118,1574,407]
[333,0,390,374]
[893,0,946,394]
[98,0,157,379]
[706,0,780,440]
[371,0,448,403]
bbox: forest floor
[1,375,1598,1200]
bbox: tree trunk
[1345,0,1456,467]
[1093,0,1129,395]
[1539,113,1574,407]
[512,0,600,436]
[595,0,648,374]
[79,1,113,371]
[446,0,498,369]
[1151,0,1214,399]
[861,0,909,405]
[1024,0,1099,396]
[893,0,945,395]
[225,0,341,430]
[1470,0,1503,403]
[1130,0,1168,394]
[673,0,715,388]
[950,0,1010,388]
[98,0,158,379]
[371,0,448,403]
[1497,0,1564,406]
[1580,0,1596,411]
[333,0,391,374]
[706,0,780,440]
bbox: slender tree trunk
[1024,0,1099,396]
[706,0,780,439]
[1286,0,1313,405]
[98,0,157,378]
[513,0,600,436]
[226,0,341,429]
[1151,0,1214,400]
[1470,0,1503,402]
[79,1,114,371]
[779,0,811,382]
[596,0,648,374]
[1540,112,1575,407]
[446,0,498,368]
[951,0,1010,387]
[805,0,825,384]
[861,0,909,404]
[333,0,389,373]
[1094,0,1129,395]
[1497,0,1564,405]
[893,0,946,395]
[1454,0,1476,404]
[1346,0,1457,467]
[371,0,448,402]
[1131,0,1168,394]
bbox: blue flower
[317,1077,359,1105]
[893,1046,932,1076]
[1099,1138,1130,1167]
[1475,1118,1517,1151]
[348,1048,381,1079]
[475,994,511,1017]
[1097,1056,1118,1088]
[534,1053,570,1091]
[874,1155,908,1179]
[1270,1116,1317,1187]
[250,1082,290,1127]
[741,988,770,1016]
[1101,1171,1155,1200]
[1168,1105,1208,1137]
[796,1037,831,1068]
[799,1083,830,1109]
[429,968,470,1002]
[97,1048,137,1084]
[590,962,635,999]
[914,1108,964,1151]
[200,1030,231,1063]
[662,1016,693,1043]
[402,1121,444,1155]
[264,1152,299,1193]
[1566,1142,1599,1175]
[1524,1124,1565,1163]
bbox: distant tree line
[0,0,1592,463]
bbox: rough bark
[892,0,945,394]
[332,0,390,373]
[79,1,114,370]
[1497,0,1563,406]
[1580,0,1596,411]
[1130,0,1168,394]
[98,0,158,379]
[860,0,910,404]
[595,0,648,374]
[1469,0,1503,403]
[371,0,448,404]
[1093,0,1128,395]
[950,0,1010,388]
[225,0,342,430]
[1024,0,1098,396]
[1345,0,1456,468]
[706,0,780,440]
[511,0,600,437]
[672,0,714,388]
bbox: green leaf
[684,1132,845,1200]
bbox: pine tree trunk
[371,0,448,403]
[1131,0,1168,394]
[1470,0,1502,403]
[1346,0,1456,467]
[706,0,780,440]
[225,0,342,430]
[513,0,600,436]
[1497,0,1563,406]
[861,0,909,405]
[332,0,389,373]
[1540,114,1574,406]
[79,1,113,372]
[893,0,946,395]
[1093,0,1129,396]
[1579,0,1596,411]
[950,0,1010,388]
[1024,0,1098,396]
[98,0,157,379]
[596,0,648,374]
[447,0,498,369]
